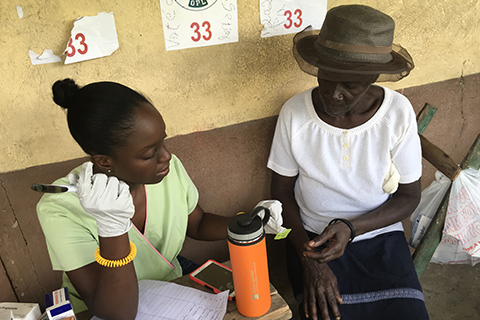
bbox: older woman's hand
[301,256,342,320]
[303,222,352,263]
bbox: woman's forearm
[350,179,421,236]
[68,234,139,320]
[191,212,230,240]
[93,235,139,320]
[271,172,310,256]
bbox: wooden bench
[413,103,480,277]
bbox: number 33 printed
[284,9,303,29]
[65,33,89,57]
[190,21,212,42]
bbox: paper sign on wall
[260,0,327,38]
[64,11,119,64]
[159,0,238,51]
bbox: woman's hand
[67,163,139,319]
[68,161,135,237]
[303,222,351,263]
[271,172,343,319]
[302,256,342,320]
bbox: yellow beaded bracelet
[94,241,137,268]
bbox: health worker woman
[37,79,231,320]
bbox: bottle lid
[227,207,270,241]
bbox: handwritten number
[65,33,89,57]
[284,9,303,29]
[66,38,75,57]
[202,21,212,41]
[294,9,302,28]
[191,22,201,42]
[191,21,212,42]
[284,10,293,29]
[75,33,88,55]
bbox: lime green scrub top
[37,155,199,313]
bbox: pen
[30,183,78,193]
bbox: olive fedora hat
[293,5,414,82]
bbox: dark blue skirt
[286,231,429,320]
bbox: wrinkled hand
[68,162,135,237]
[302,256,342,320]
[303,222,351,263]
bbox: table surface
[77,261,292,320]
[172,262,292,320]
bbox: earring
[107,169,112,173]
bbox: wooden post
[419,135,461,181]
[416,103,437,135]
[460,134,480,171]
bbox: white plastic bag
[409,171,451,248]
[431,168,480,266]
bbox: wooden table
[171,261,292,320]
[77,262,292,320]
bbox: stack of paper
[91,280,228,320]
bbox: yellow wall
[1,0,479,172]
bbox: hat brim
[294,30,414,81]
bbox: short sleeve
[390,99,422,184]
[37,176,99,271]
[267,105,300,177]
[170,155,199,214]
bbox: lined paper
[91,280,228,320]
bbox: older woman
[268,5,429,320]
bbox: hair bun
[52,78,80,109]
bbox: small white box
[46,301,75,320]
[0,303,41,320]
[44,288,76,320]
[0,309,13,320]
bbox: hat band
[316,35,392,54]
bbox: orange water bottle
[227,206,271,317]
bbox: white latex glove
[383,160,400,194]
[255,200,287,235]
[68,162,135,237]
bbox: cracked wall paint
[0,0,479,172]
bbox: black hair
[52,78,150,156]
